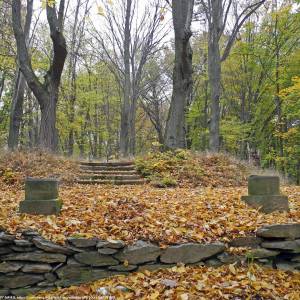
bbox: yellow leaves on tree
[97,5,105,16]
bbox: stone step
[80,170,138,175]
[77,179,147,185]
[80,165,136,171]
[80,175,142,181]
[79,161,134,167]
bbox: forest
[0,1,300,298]
[0,0,300,183]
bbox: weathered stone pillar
[241,175,289,213]
[19,178,62,215]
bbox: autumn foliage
[136,150,249,187]
[0,151,299,298]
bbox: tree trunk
[27,90,35,148]
[39,89,58,151]
[8,71,26,149]
[208,0,222,152]
[164,0,194,149]
[8,0,33,150]
[120,0,132,157]
[0,72,5,100]
[201,0,265,152]
[11,0,67,152]
[129,95,137,156]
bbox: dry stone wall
[0,224,299,297]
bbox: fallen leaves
[0,151,79,186]
[0,184,299,245]
[36,264,300,299]
[136,151,249,188]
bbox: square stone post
[19,178,62,215]
[241,176,289,213]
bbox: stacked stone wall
[0,224,299,297]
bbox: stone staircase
[77,161,147,185]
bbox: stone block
[114,241,161,265]
[19,199,62,215]
[74,251,119,267]
[257,224,300,240]
[97,240,125,249]
[67,238,98,248]
[229,236,263,248]
[275,260,300,271]
[25,178,59,201]
[108,264,137,272]
[160,243,225,264]
[0,274,44,288]
[248,176,280,195]
[0,289,9,296]
[55,265,114,287]
[10,245,36,252]
[19,178,61,215]
[22,263,52,273]
[0,247,12,255]
[2,251,66,263]
[241,195,289,213]
[32,237,73,254]
[247,248,280,259]
[261,240,300,253]
[242,176,289,213]
[0,262,23,273]
[138,263,176,272]
[98,248,119,255]
[14,239,33,247]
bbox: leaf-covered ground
[0,152,299,298]
[36,264,300,299]
[1,184,299,245]
[0,151,79,185]
[135,151,250,187]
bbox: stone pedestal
[242,176,289,213]
[19,178,61,215]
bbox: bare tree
[65,0,91,156]
[91,0,168,157]
[11,0,67,151]
[198,0,266,152]
[164,0,194,149]
[140,53,172,145]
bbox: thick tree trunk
[8,70,26,149]
[11,0,67,152]
[120,0,132,157]
[164,0,194,149]
[8,0,33,150]
[39,89,58,151]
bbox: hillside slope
[136,150,250,187]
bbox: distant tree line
[0,0,299,182]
